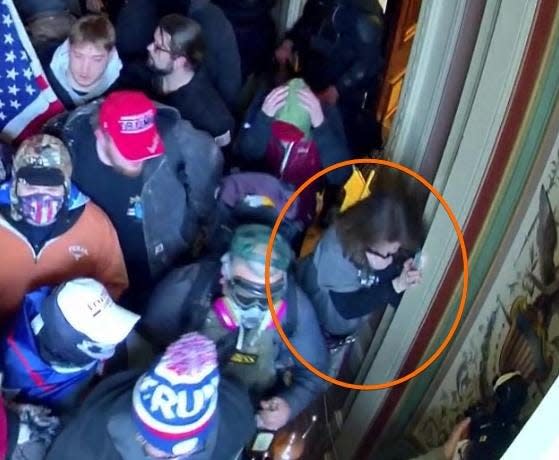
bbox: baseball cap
[132,333,219,456]
[99,91,164,162]
[54,278,140,345]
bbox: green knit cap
[230,224,293,272]
[275,78,312,137]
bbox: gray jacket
[296,226,403,337]
[45,101,223,281]
[296,227,363,336]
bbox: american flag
[0,0,63,143]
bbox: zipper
[280,142,295,177]
[0,218,60,263]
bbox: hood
[313,226,362,292]
[49,40,123,106]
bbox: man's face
[17,182,65,226]
[95,130,144,177]
[147,28,175,75]
[68,42,111,89]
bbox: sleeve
[234,91,273,162]
[93,206,129,301]
[210,8,242,108]
[175,125,224,253]
[328,283,402,320]
[278,288,329,420]
[312,106,352,186]
[335,14,385,97]
[140,264,201,348]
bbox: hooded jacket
[44,369,256,460]
[0,182,128,319]
[42,40,123,110]
[45,100,223,284]
[296,226,402,336]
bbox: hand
[275,40,294,66]
[443,418,470,460]
[318,85,339,106]
[256,397,291,431]
[261,86,289,118]
[298,87,325,128]
[392,259,422,294]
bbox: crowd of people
[0,1,431,459]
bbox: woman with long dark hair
[296,174,425,342]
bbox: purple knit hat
[132,333,219,456]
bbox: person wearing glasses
[45,333,256,460]
[138,224,328,432]
[296,175,424,372]
[145,15,234,148]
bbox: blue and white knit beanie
[132,333,219,456]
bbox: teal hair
[230,224,293,272]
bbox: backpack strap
[282,278,299,338]
[180,260,222,333]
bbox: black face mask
[225,276,286,311]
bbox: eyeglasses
[152,43,173,55]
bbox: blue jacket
[0,287,96,411]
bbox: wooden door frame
[333,0,542,458]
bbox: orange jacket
[0,199,128,320]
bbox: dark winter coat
[45,369,256,460]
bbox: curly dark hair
[335,173,424,269]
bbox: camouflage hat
[10,134,73,221]
[230,224,293,272]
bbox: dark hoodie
[45,370,256,460]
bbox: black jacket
[286,0,385,97]
[45,370,256,460]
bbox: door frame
[333,0,544,458]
